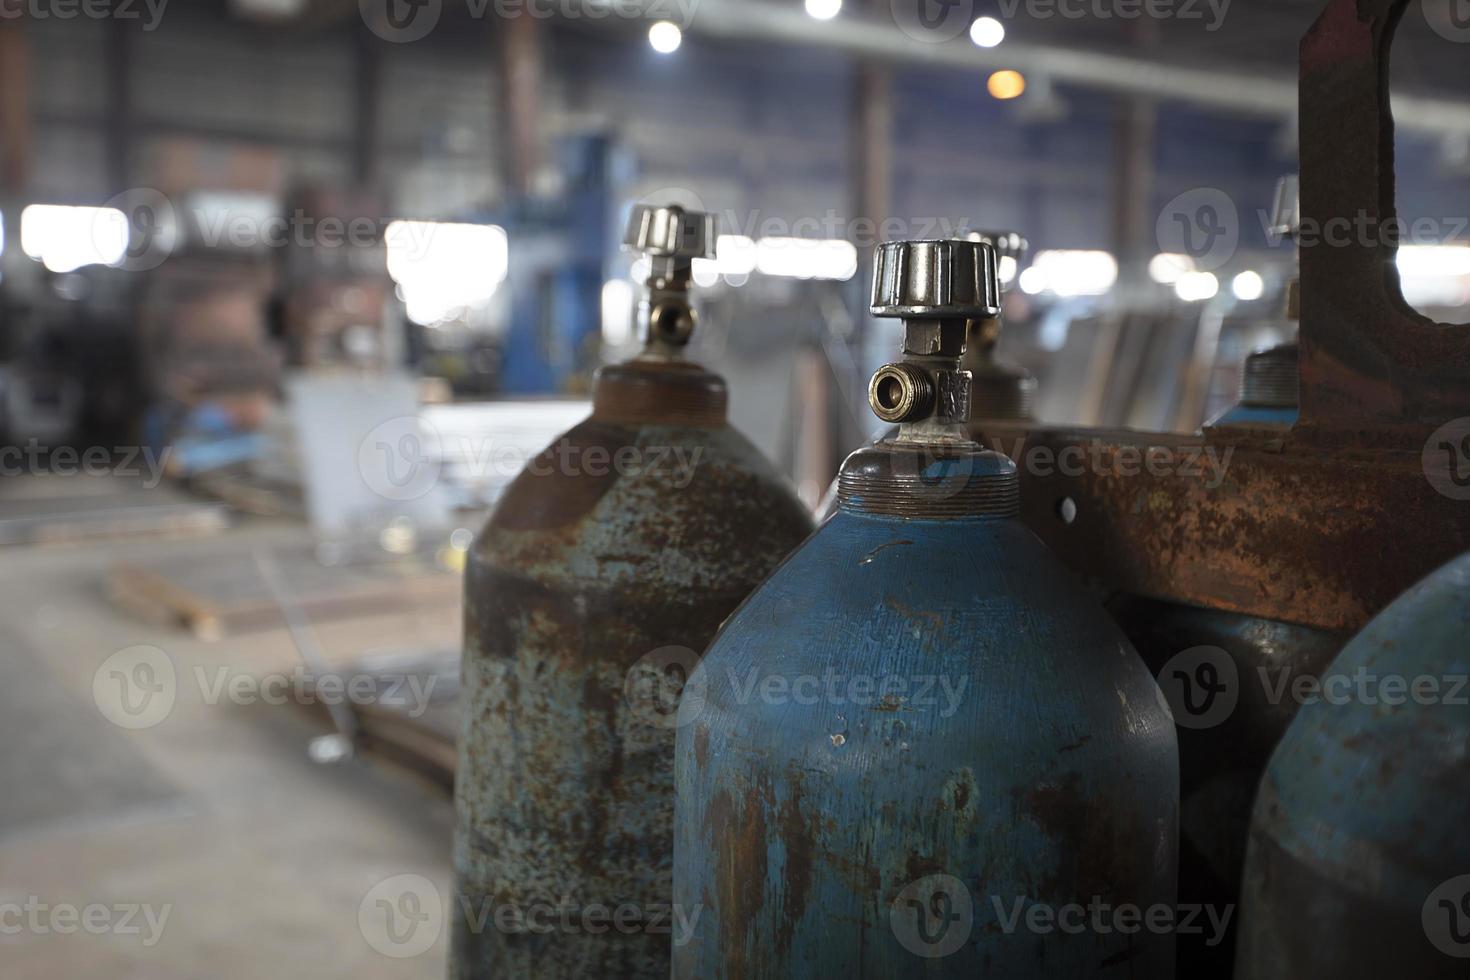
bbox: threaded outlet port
[869,363,934,423]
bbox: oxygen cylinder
[1209,176,1300,432]
[673,239,1179,978]
[451,203,814,979]
[1233,551,1470,978]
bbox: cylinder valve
[624,203,716,349]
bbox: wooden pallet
[107,547,459,640]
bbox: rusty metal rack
[993,0,1470,636]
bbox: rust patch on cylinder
[706,782,772,978]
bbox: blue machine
[672,240,1179,977]
[464,132,631,394]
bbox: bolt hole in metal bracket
[984,0,1470,633]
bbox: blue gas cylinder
[672,239,1179,978]
[1234,551,1470,978]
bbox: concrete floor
[0,507,460,979]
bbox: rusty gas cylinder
[1233,551,1470,979]
[450,203,814,979]
[960,229,1035,426]
[672,239,1179,978]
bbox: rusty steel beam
[983,425,1470,634]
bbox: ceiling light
[649,21,682,54]
[1231,270,1265,302]
[1175,270,1220,302]
[987,70,1025,100]
[1148,252,1194,285]
[970,16,1004,48]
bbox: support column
[496,12,544,199]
